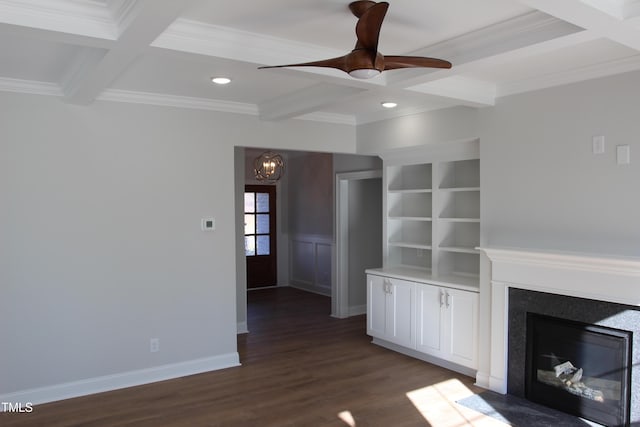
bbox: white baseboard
[474,371,491,390]
[288,283,331,297]
[237,321,249,334]
[0,352,240,409]
[348,305,366,316]
[488,375,508,394]
[371,338,476,378]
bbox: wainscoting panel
[290,234,332,296]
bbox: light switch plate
[592,136,605,154]
[617,145,630,165]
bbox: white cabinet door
[387,278,415,348]
[366,275,415,348]
[416,283,478,369]
[367,275,387,338]
[416,283,442,356]
[446,287,478,368]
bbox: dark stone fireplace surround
[507,288,640,425]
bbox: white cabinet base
[367,271,478,375]
[371,337,477,378]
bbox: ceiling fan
[259,1,452,79]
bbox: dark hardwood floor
[1,287,503,426]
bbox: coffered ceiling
[1,0,640,125]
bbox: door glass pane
[245,236,255,256]
[256,214,270,234]
[244,193,255,213]
[257,236,270,255]
[256,193,270,213]
[244,214,255,235]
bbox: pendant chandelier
[254,151,285,182]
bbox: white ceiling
[1,0,640,125]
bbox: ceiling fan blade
[383,56,452,70]
[355,1,389,51]
[348,1,377,18]
[259,55,349,73]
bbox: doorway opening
[334,170,383,318]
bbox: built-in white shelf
[389,189,433,194]
[439,246,481,254]
[389,242,433,250]
[382,144,480,287]
[389,216,433,221]
[439,217,480,223]
[439,187,480,192]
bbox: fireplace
[507,288,640,426]
[525,313,632,426]
[478,247,640,426]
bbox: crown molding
[0,0,117,40]
[97,89,258,115]
[97,89,356,125]
[297,112,356,126]
[498,54,640,97]
[356,103,447,125]
[0,78,355,125]
[0,76,62,96]
[109,0,138,35]
[409,76,497,107]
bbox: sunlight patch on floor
[338,410,356,426]
[406,378,510,427]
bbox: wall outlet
[150,338,159,353]
[201,217,215,231]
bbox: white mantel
[478,247,640,394]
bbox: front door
[244,185,277,288]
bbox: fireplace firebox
[525,313,632,426]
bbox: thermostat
[201,217,215,231]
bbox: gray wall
[0,91,355,397]
[348,177,383,308]
[357,106,479,155]
[288,152,334,237]
[479,71,640,256]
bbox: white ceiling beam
[518,0,640,50]
[0,0,117,39]
[384,11,585,89]
[152,18,393,91]
[63,0,197,105]
[153,19,344,71]
[258,83,365,121]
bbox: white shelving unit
[380,140,480,289]
[366,140,480,375]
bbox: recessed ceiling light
[211,77,231,85]
[381,102,397,109]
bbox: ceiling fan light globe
[348,68,381,79]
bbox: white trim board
[0,353,240,410]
